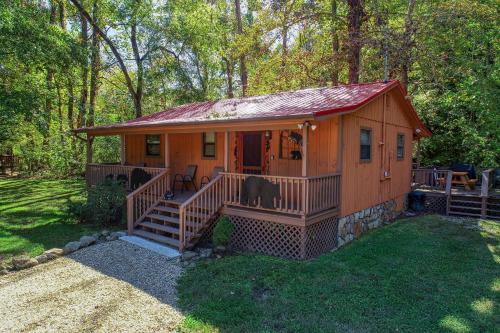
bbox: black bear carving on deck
[240,176,281,209]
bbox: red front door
[239,132,265,174]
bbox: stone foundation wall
[337,198,401,248]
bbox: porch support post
[164,133,171,191]
[163,133,170,168]
[86,135,93,164]
[120,134,126,165]
[302,126,308,177]
[416,137,421,169]
[224,131,230,171]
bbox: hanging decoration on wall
[234,132,239,172]
[263,133,271,174]
[279,130,302,160]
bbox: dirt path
[0,240,183,333]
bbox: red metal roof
[76,80,430,136]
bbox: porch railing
[85,163,165,190]
[412,168,452,194]
[306,173,341,216]
[179,174,224,251]
[221,172,341,216]
[126,169,171,234]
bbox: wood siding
[123,86,415,217]
[340,89,414,216]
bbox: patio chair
[200,166,224,188]
[172,165,198,194]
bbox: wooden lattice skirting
[226,214,338,260]
[423,193,447,214]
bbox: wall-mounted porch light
[297,121,317,131]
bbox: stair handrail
[179,174,224,251]
[126,169,171,235]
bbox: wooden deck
[412,168,499,219]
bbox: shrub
[212,216,234,247]
[69,179,126,226]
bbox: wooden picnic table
[451,171,476,191]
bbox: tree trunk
[234,0,248,96]
[42,1,57,145]
[281,25,288,68]
[401,0,416,90]
[78,11,89,128]
[347,0,364,84]
[56,83,64,145]
[331,0,339,86]
[88,0,100,127]
[58,0,65,29]
[130,21,143,118]
[223,57,234,98]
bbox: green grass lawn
[0,177,110,263]
[177,215,499,333]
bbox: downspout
[380,93,387,180]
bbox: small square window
[360,128,372,162]
[202,132,216,158]
[397,134,405,160]
[146,134,161,156]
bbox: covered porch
[83,118,343,253]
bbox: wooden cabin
[76,80,431,259]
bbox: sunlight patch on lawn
[470,298,494,316]
[490,278,500,293]
[180,315,220,333]
[439,315,471,333]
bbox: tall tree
[77,10,89,128]
[330,0,340,86]
[87,0,100,128]
[234,0,248,96]
[69,0,145,118]
[347,0,364,84]
[400,0,416,89]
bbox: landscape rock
[35,254,50,264]
[198,248,213,258]
[0,269,8,275]
[101,230,110,237]
[181,251,198,261]
[79,235,97,247]
[106,234,119,241]
[44,248,64,257]
[63,241,81,254]
[113,231,127,238]
[12,256,38,270]
[214,245,226,254]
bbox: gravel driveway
[0,240,184,333]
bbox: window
[145,134,161,156]
[397,133,405,160]
[202,132,216,158]
[360,128,372,162]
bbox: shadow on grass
[176,216,499,333]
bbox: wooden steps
[131,198,214,249]
[138,221,180,234]
[132,229,180,247]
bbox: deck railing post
[127,196,134,235]
[480,169,493,219]
[445,171,453,196]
